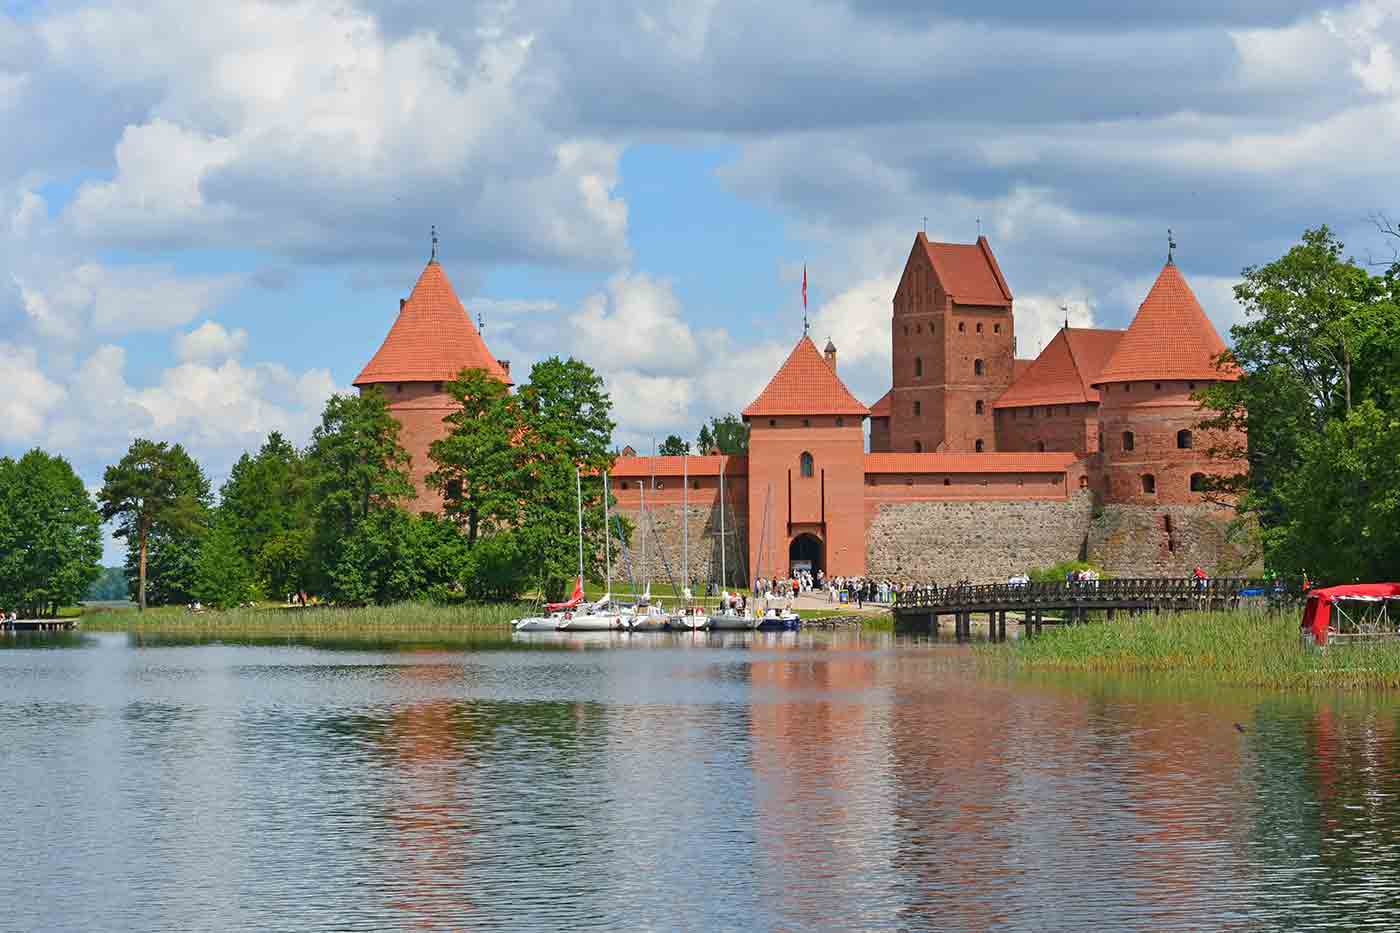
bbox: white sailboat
[669,451,709,630]
[557,468,626,632]
[707,463,758,630]
[628,448,670,631]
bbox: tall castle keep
[359,234,1253,584]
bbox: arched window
[974,439,985,453]
[974,359,984,376]
[1190,472,1206,492]
[994,323,1001,334]
[1177,429,1193,450]
[975,400,984,415]
[914,401,922,416]
[1036,440,1046,452]
[800,452,814,478]
[976,322,983,334]
[914,356,923,377]
[914,440,923,453]
[958,322,965,333]
[1122,431,1135,452]
[1141,474,1156,494]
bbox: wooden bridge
[893,577,1282,639]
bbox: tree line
[1199,226,1400,584]
[94,356,619,609]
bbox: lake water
[2,629,1398,931]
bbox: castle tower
[889,233,1015,454]
[354,253,512,512]
[1090,257,1241,505]
[743,335,869,582]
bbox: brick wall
[995,402,1099,454]
[869,416,892,453]
[1088,503,1260,576]
[865,490,1095,582]
[373,382,456,512]
[609,499,750,589]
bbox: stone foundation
[1087,503,1260,577]
[865,491,1095,582]
[611,503,750,589]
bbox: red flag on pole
[802,264,807,309]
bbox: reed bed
[82,601,528,639]
[993,609,1400,688]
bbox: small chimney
[498,359,510,377]
[824,338,837,372]
[399,298,406,312]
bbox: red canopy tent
[1302,583,1400,646]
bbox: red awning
[1302,583,1400,645]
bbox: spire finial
[430,224,439,262]
[1060,303,1069,331]
[922,215,927,234]
[1167,228,1176,265]
[477,312,484,332]
[976,217,982,238]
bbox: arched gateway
[789,533,823,577]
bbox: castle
[357,233,1252,584]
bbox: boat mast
[575,467,584,589]
[640,459,648,598]
[603,469,611,596]
[719,461,727,590]
[682,453,688,598]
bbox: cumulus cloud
[173,320,249,362]
[0,343,67,443]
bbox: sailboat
[557,468,626,632]
[707,461,758,631]
[628,449,670,631]
[669,452,709,630]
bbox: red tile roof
[354,260,511,387]
[1093,262,1240,386]
[866,452,1080,474]
[994,327,1122,408]
[869,389,892,417]
[1013,359,1035,381]
[610,455,746,478]
[921,233,1013,307]
[742,335,870,418]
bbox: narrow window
[916,324,922,334]
[1190,473,1206,492]
[800,452,814,478]
[769,419,777,427]
[1141,474,1156,494]
[1188,382,1196,390]
[1044,406,1051,418]
[802,418,811,427]
[836,416,844,427]
[914,401,922,416]
[1154,382,1162,391]
[1036,440,1046,452]
[914,440,923,453]
[974,359,984,376]
[943,478,951,486]
[975,400,984,415]
[958,322,966,333]
[915,356,923,378]
[1122,431,1135,452]
[976,322,983,334]
[994,323,1001,334]
[693,480,701,490]
[904,326,909,336]
[1177,429,1193,450]
[434,382,443,393]
[396,383,403,393]
[975,439,985,453]
[621,481,629,490]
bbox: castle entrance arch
[789,533,823,577]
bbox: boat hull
[558,614,626,632]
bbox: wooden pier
[2,618,79,633]
[893,577,1279,640]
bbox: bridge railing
[893,577,1284,611]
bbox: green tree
[427,368,522,548]
[219,431,311,591]
[193,514,259,609]
[696,414,748,454]
[98,439,209,611]
[305,390,415,599]
[658,434,689,456]
[0,449,102,617]
[518,357,616,470]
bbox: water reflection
[1,630,1398,930]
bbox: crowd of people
[750,571,908,607]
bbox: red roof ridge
[742,335,870,418]
[916,232,1013,306]
[869,389,893,417]
[354,260,511,387]
[1093,262,1239,386]
[865,451,1080,474]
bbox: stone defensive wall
[1087,503,1259,577]
[608,456,751,589]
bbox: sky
[5,0,1400,560]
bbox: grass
[990,609,1400,689]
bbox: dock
[2,618,80,633]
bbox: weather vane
[431,224,439,262]
[477,312,485,332]
[1060,303,1069,330]
[1167,228,1176,264]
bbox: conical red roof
[1092,262,1240,386]
[743,335,869,418]
[354,260,511,386]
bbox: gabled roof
[919,233,1013,307]
[869,389,893,418]
[743,335,870,418]
[354,259,511,386]
[994,327,1122,409]
[865,452,1080,474]
[1093,262,1240,386]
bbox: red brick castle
[359,234,1251,584]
